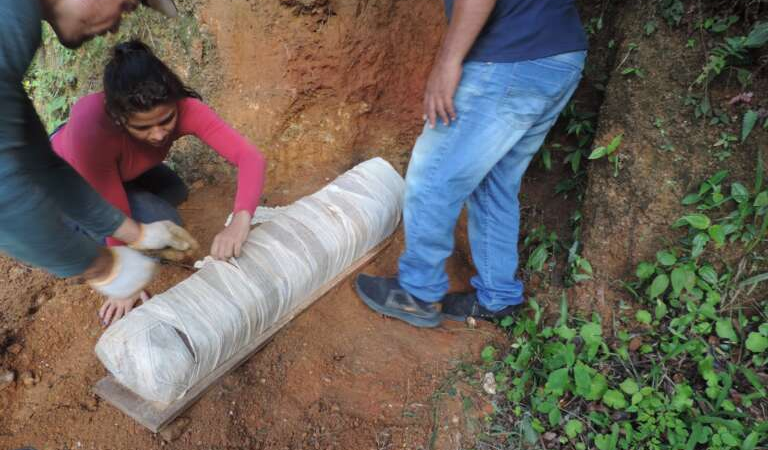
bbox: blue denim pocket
[450,62,494,120]
[496,52,585,129]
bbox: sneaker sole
[355,283,442,328]
[441,312,468,322]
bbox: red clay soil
[194,0,445,192]
[0,182,498,450]
[0,2,499,448]
[0,0,613,447]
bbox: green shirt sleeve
[0,1,126,277]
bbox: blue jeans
[398,51,586,311]
[124,164,188,225]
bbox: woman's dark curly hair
[103,39,201,124]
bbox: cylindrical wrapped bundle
[95,158,404,403]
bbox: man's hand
[422,0,497,129]
[99,290,150,327]
[424,59,463,129]
[129,221,199,252]
[211,210,251,260]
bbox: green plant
[588,134,624,176]
[567,210,593,286]
[711,132,738,161]
[653,117,676,152]
[691,21,768,121]
[616,43,640,80]
[551,102,598,196]
[741,109,759,142]
[699,15,740,34]
[644,20,658,36]
[621,67,645,77]
[476,156,768,450]
[660,0,684,26]
[523,226,560,273]
[585,16,605,36]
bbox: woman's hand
[211,210,252,260]
[99,290,150,327]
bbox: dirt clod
[35,293,50,307]
[20,371,39,387]
[81,396,99,412]
[8,266,26,279]
[0,369,15,390]
[8,343,23,355]
[160,417,191,442]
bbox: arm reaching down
[211,210,251,259]
[180,98,266,259]
[424,0,497,128]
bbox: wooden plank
[94,236,394,433]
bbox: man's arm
[0,84,140,277]
[424,0,497,128]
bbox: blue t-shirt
[444,0,588,63]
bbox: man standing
[356,0,588,327]
[0,0,194,301]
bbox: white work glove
[128,221,199,252]
[88,246,157,299]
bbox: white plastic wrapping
[95,158,404,403]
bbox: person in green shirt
[0,0,195,314]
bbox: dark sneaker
[441,292,521,322]
[355,274,442,328]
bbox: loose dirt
[0,182,499,450]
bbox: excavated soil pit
[0,182,499,450]
[0,0,638,447]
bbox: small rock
[82,396,99,412]
[466,317,477,329]
[330,404,340,412]
[35,294,50,307]
[191,180,206,191]
[482,372,497,395]
[7,343,22,355]
[20,371,39,386]
[543,432,558,441]
[159,417,191,442]
[8,266,26,279]
[628,337,643,352]
[0,369,15,390]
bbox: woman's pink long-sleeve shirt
[52,93,265,245]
